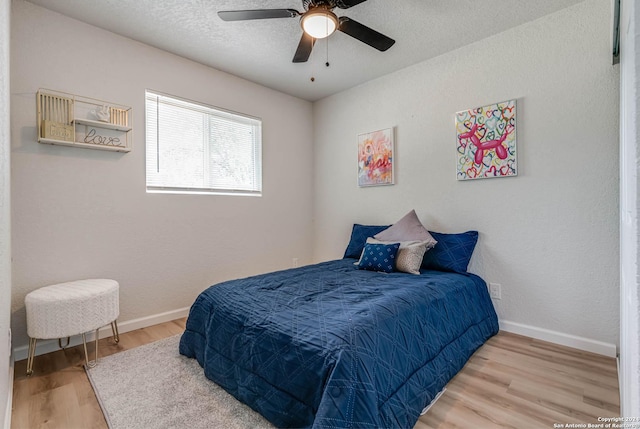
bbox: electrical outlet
[292,258,299,268]
[489,283,502,300]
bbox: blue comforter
[179,259,498,428]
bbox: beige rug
[86,335,275,429]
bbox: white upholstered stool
[25,279,120,376]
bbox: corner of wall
[0,0,11,426]
[619,0,640,418]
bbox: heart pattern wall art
[455,99,517,180]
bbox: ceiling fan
[218,0,395,63]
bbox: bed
[179,232,499,428]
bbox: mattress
[179,259,498,428]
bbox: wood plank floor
[12,320,619,429]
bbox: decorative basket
[41,120,74,142]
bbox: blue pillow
[421,231,478,273]
[343,224,390,259]
[357,242,400,273]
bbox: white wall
[0,0,12,425]
[313,0,620,350]
[619,0,640,417]
[8,0,621,364]
[10,0,314,352]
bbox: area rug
[86,335,275,429]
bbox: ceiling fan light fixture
[301,9,338,39]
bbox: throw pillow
[366,238,430,275]
[357,242,400,273]
[421,231,479,273]
[343,224,390,259]
[374,210,437,248]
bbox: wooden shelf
[37,89,132,153]
[38,138,131,153]
[73,118,132,132]
[39,138,72,146]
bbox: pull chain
[325,12,330,67]
[310,46,316,82]
[310,11,332,82]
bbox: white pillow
[362,238,430,275]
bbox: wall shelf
[72,118,132,133]
[37,89,132,153]
[38,137,132,153]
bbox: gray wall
[312,0,620,349]
[8,0,622,368]
[10,0,315,353]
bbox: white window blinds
[145,91,262,195]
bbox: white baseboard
[111,307,190,336]
[12,307,190,362]
[500,319,617,358]
[4,341,13,429]
[617,355,622,408]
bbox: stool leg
[26,337,37,376]
[95,328,99,366]
[82,328,99,369]
[58,337,70,349]
[111,320,120,344]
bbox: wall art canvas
[357,128,394,187]
[456,99,517,180]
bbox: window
[145,91,262,195]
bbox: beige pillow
[366,238,430,275]
[374,210,437,249]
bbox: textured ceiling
[25,0,586,101]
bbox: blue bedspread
[179,259,498,428]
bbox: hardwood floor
[11,320,619,429]
[416,333,619,429]
[11,319,186,429]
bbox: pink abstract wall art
[358,128,394,187]
[456,100,517,180]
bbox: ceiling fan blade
[293,32,316,63]
[218,9,299,21]
[335,0,368,9]
[338,16,395,51]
